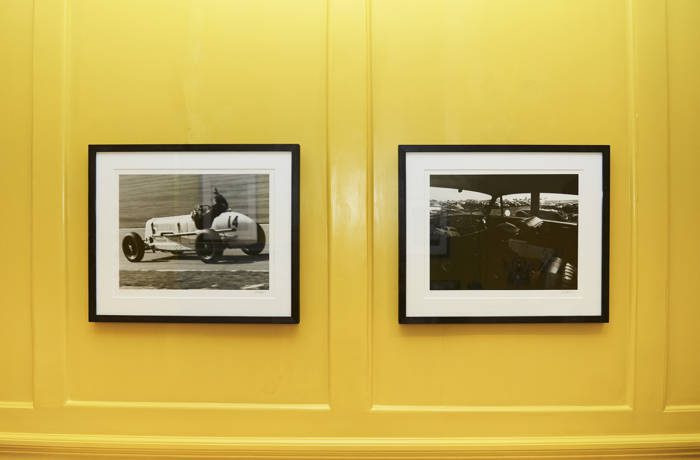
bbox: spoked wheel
[122,232,145,262]
[195,230,224,263]
[242,224,266,256]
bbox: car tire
[122,232,145,262]
[195,229,223,263]
[242,224,266,256]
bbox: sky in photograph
[430,187,578,202]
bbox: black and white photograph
[429,174,579,291]
[119,174,270,291]
[400,145,609,323]
[90,144,299,323]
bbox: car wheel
[195,230,223,263]
[122,232,145,262]
[242,224,266,256]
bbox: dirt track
[120,270,269,290]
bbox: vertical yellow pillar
[327,0,372,420]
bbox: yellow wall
[0,0,699,458]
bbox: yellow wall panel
[371,0,631,408]
[0,0,35,406]
[666,0,700,409]
[64,0,329,405]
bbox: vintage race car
[121,204,265,264]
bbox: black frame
[399,144,610,324]
[89,144,300,324]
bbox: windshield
[430,187,491,216]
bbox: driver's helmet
[190,204,209,219]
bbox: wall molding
[0,402,33,410]
[371,404,633,414]
[665,405,700,414]
[64,400,330,412]
[1,432,699,459]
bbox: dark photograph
[119,174,269,290]
[430,174,579,290]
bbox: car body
[121,208,265,264]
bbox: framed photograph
[399,145,609,323]
[89,144,299,323]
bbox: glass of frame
[399,145,609,324]
[89,144,299,323]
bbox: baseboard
[1,432,700,459]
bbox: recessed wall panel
[371,0,632,407]
[0,0,35,405]
[65,0,329,405]
[665,0,700,409]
